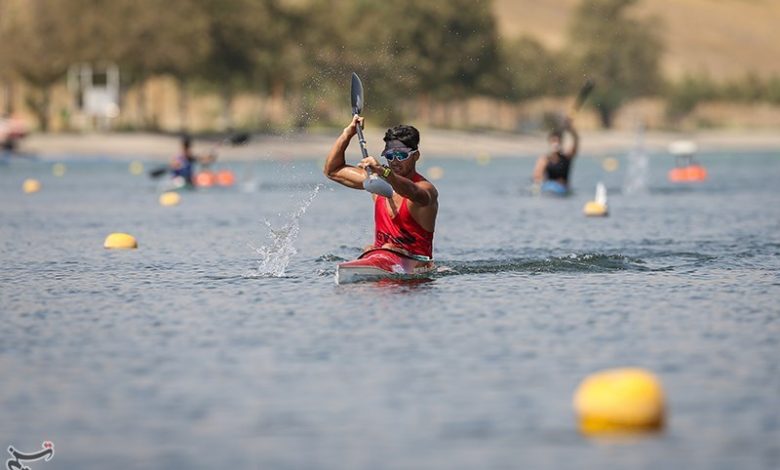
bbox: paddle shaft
[570,79,595,118]
[354,114,369,159]
[350,72,393,197]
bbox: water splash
[623,121,648,195]
[245,185,322,278]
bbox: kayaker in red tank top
[324,116,438,262]
[373,172,434,258]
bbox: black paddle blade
[149,166,169,179]
[351,72,364,115]
[574,78,595,110]
[228,132,250,145]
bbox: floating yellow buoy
[602,157,619,172]
[129,161,144,176]
[584,201,608,217]
[427,166,444,181]
[52,163,67,177]
[23,178,41,194]
[476,152,491,166]
[159,191,181,207]
[104,233,138,249]
[584,182,608,217]
[574,368,665,435]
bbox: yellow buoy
[476,152,491,166]
[104,233,138,249]
[23,178,41,194]
[602,157,619,172]
[129,161,144,176]
[584,182,609,217]
[52,163,67,177]
[584,201,608,217]
[574,368,665,434]
[427,166,444,181]
[159,191,181,207]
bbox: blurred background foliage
[0,0,778,132]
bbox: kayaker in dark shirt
[533,117,579,191]
[170,135,216,186]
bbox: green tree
[102,0,211,129]
[347,0,506,127]
[665,74,719,121]
[196,0,269,129]
[568,0,663,128]
[387,1,504,97]
[1,0,81,130]
[503,36,572,102]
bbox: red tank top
[373,173,434,258]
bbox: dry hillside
[494,0,780,81]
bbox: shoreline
[13,128,780,162]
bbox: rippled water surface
[1,148,779,469]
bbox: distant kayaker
[532,117,579,194]
[324,115,438,261]
[170,134,216,186]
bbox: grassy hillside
[494,0,780,81]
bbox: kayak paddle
[351,73,393,198]
[570,78,595,117]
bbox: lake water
[1,146,779,469]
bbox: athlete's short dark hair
[383,125,420,149]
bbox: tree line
[0,0,770,132]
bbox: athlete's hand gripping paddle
[351,73,393,198]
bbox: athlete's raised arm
[324,115,370,189]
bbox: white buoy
[669,140,697,156]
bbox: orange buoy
[668,167,686,183]
[216,169,235,187]
[686,164,707,181]
[668,165,707,183]
[195,171,216,187]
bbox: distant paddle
[351,73,393,198]
[570,78,595,117]
[148,132,250,179]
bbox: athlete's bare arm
[533,155,547,183]
[358,155,437,207]
[324,116,369,189]
[564,118,579,159]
